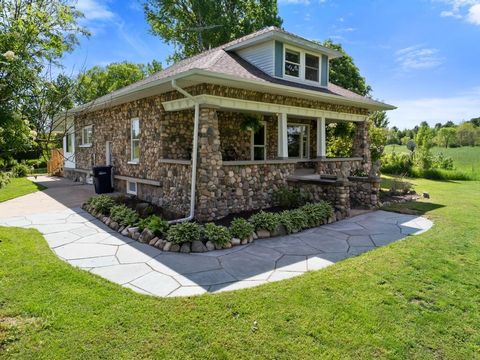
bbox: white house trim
[162,95,368,122]
[316,117,326,157]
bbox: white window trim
[284,48,301,78]
[250,121,267,161]
[80,125,93,147]
[287,122,310,159]
[305,53,320,82]
[283,44,324,87]
[130,118,140,163]
[126,181,137,195]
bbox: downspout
[169,79,200,224]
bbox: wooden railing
[47,149,63,176]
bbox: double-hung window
[81,126,92,146]
[251,122,266,160]
[130,118,140,163]
[305,53,319,82]
[284,49,300,77]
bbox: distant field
[384,145,480,180]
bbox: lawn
[384,144,480,180]
[0,177,45,203]
[1,179,480,359]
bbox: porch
[160,97,378,221]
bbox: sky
[62,0,480,129]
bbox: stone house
[62,27,395,221]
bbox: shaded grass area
[0,178,45,203]
[1,179,480,359]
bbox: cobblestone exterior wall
[349,177,381,209]
[315,159,364,175]
[352,120,371,174]
[67,83,371,220]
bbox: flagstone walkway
[0,176,433,297]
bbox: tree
[415,123,434,149]
[144,0,282,61]
[0,0,87,158]
[469,117,480,127]
[76,62,149,104]
[456,122,479,146]
[369,111,389,128]
[436,127,457,148]
[321,40,371,96]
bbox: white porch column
[316,117,326,158]
[277,113,288,158]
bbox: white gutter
[168,79,200,224]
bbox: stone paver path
[0,176,433,297]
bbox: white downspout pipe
[169,79,200,224]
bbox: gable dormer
[225,27,342,88]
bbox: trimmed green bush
[0,172,12,189]
[138,215,169,237]
[203,223,231,246]
[11,163,30,177]
[88,195,116,215]
[166,222,202,244]
[110,204,139,226]
[249,211,280,232]
[229,218,254,241]
[278,209,308,234]
[300,202,333,227]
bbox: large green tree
[144,0,282,61]
[322,40,372,96]
[75,61,163,104]
[0,0,87,158]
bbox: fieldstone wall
[352,120,371,174]
[315,159,364,175]
[349,177,381,209]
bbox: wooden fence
[47,149,63,176]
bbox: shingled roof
[78,27,394,111]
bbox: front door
[287,124,309,158]
[64,125,75,168]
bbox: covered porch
[160,93,378,221]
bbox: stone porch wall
[349,176,381,209]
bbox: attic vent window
[285,49,300,77]
[305,53,319,82]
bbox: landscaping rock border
[81,203,339,253]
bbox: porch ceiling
[162,94,368,122]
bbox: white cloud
[388,88,480,128]
[435,0,480,25]
[395,45,443,71]
[467,3,480,23]
[75,0,114,21]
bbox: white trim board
[162,94,368,122]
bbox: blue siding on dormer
[321,55,328,86]
[274,41,283,77]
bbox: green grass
[0,177,45,202]
[1,181,480,358]
[384,145,480,180]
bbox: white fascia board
[162,94,368,122]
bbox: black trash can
[92,165,113,194]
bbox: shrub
[88,195,116,215]
[229,218,254,241]
[278,209,308,234]
[138,215,169,237]
[381,152,413,175]
[388,176,413,195]
[432,152,454,170]
[166,222,202,244]
[203,223,231,246]
[110,204,139,226]
[0,172,12,189]
[272,187,310,209]
[300,202,333,227]
[11,163,31,177]
[249,211,280,232]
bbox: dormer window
[305,54,319,82]
[285,49,300,77]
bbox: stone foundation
[349,176,381,208]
